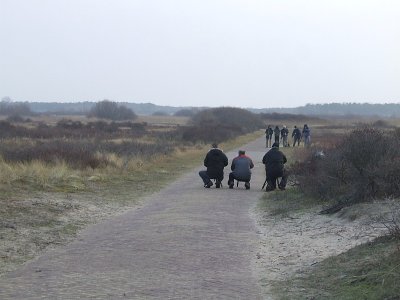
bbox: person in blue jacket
[227,150,254,190]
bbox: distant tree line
[0,97,33,116]
[4,98,400,117]
[251,103,400,117]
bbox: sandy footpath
[0,137,268,299]
[0,135,388,299]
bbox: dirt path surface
[0,137,268,299]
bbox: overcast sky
[1,0,399,108]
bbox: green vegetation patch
[271,236,400,300]
[259,188,321,217]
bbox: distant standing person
[265,125,273,148]
[302,124,311,147]
[228,150,254,190]
[274,125,280,145]
[292,125,302,147]
[199,143,228,188]
[262,142,288,191]
[280,125,289,147]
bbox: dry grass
[271,236,400,300]
[136,115,189,126]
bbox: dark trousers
[293,136,300,147]
[228,172,250,185]
[266,169,287,191]
[199,170,222,185]
[266,136,272,147]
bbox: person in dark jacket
[265,125,273,148]
[302,124,311,147]
[292,125,301,147]
[274,125,280,145]
[262,142,288,191]
[199,143,229,188]
[228,150,254,190]
[280,125,289,147]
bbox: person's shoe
[278,184,286,191]
[245,182,250,190]
[215,181,221,188]
[204,181,213,188]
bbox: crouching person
[199,143,228,188]
[262,142,288,191]
[228,150,254,190]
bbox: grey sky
[1,0,399,108]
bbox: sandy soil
[251,199,392,296]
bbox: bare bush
[0,120,147,140]
[183,107,263,143]
[6,114,26,123]
[293,126,400,206]
[88,100,137,121]
[0,140,104,169]
[0,138,175,169]
[382,212,400,240]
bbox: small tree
[182,107,264,143]
[88,100,137,121]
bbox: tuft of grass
[259,187,326,217]
[271,236,400,300]
[0,159,88,193]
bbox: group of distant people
[199,142,287,192]
[266,124,311,148]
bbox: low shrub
[183,107,263,143]
[0,139,175,169]
[6,114,26,123]
[0,120,147,140]
[293,126,400,206]
[0,140,104,169]
[87,100,137,121]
